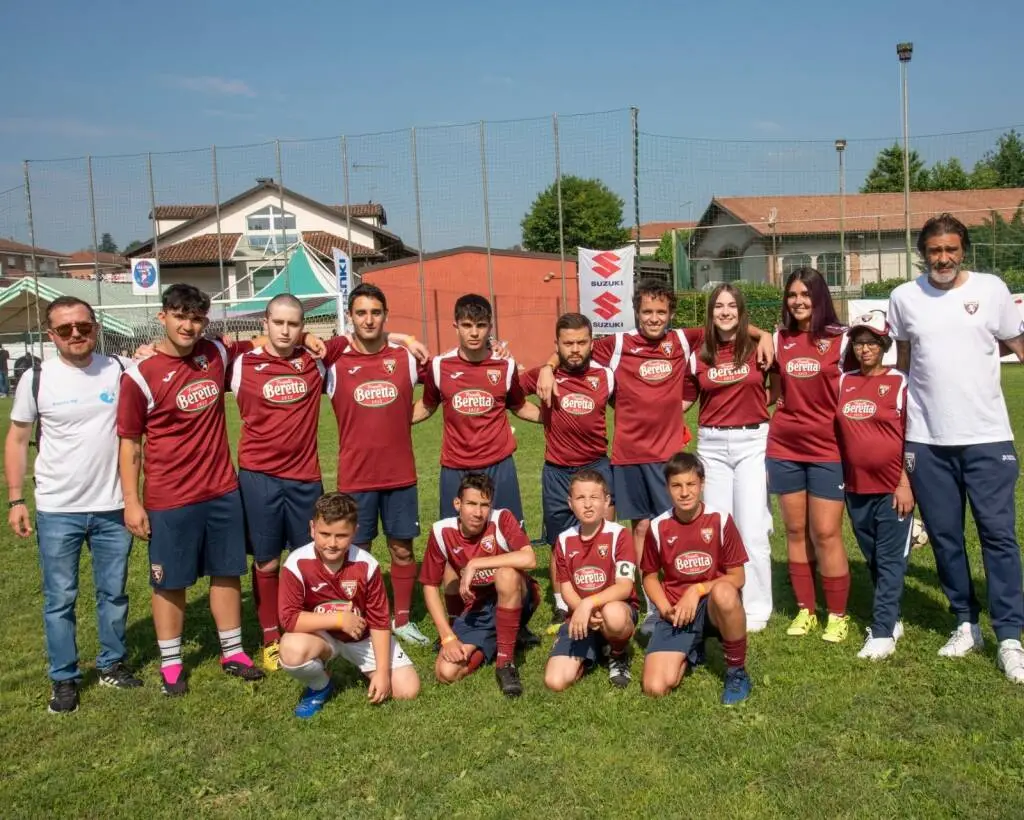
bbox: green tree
[652,229,691,263]
[974,129,1024,188]
[926,158,970,191]
[122,239,146,254]
[860,144,929,193]
[521,176,630,253]
[970,205,1024,273]
[98,232,118,253]
[969,161,1000,189]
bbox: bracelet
[335,611,344,629]
[7,499,25,509]
[441,634,458,645]
[696,583,708,597]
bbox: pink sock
[161,663,183,685]
[221,651,254,667]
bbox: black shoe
[608,651,632,689]
[222,660,265,682]
[48,680,79,714]
[161,673,189,697]
[98,662,143,689]
[516,626,541,649]
[495,663,523,697]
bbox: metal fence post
[211,146,226,306]
[480,120,496,312]
[86,155,105,352]
[553,114,567,308]
[22,161,43,359]
[147,153,160,316]
[275,139,289,292]
[631,106,640,261]
[410,127,428,342]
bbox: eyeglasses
[50,322,97,339]
[852,339,882,349]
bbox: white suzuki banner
[577,245,636,333]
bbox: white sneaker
[392,620,430,646]
[893,621,904,642]
[997,639,1024,684]
[937,622,983,658]
[747,620,768,634]
[638,611,658,637]
[858,635,896,660]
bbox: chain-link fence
[4,109,1024,357]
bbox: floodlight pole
[835,139,847,286]
[898,41,914,280]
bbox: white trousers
[697,424,773,626]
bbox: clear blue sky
[2,0,1023,251]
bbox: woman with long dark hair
[767,268,851,643]
[683,284,772,631]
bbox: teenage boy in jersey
[641,452,752,705]
[118,284,263,695]
[415,294,540,527]
[231,294,326,671]
[545,469,637,692]
[890,213,1024,683]
[277,492,420,718]
[6,297,142,714]
[520,312,615,633]
[320,283,431,647]
[419,473,538,697]
[535,280,773,633]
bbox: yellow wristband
[696,583,708,597]
[335,611,344,629]
[441,634,458,645]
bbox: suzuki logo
[591,251,621,280]
[593,292,622,321]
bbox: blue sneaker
[294,680,335,719]
[721,667,752,706]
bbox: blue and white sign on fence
[332,247,353,333]
[130,258,160,296]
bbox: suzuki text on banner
[578,246,636,333]
[331,247,353,334]
[130,258,160,297]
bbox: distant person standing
[4,297,142,714]
[12,345,39,391]
[889,213,1024,683]
[0,343,10,397]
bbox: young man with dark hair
[545,469,637,691]
[118,283,264,695]
[641,452,752,705]
[230,293,327,670]
[277,492,420,718]
[415,294,540,529]
[6,297,142,713]
[521,312,615,632]
[419,472,539,697]
[316,282,433,647]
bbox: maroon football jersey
[118,339,237,510]
[278,542,390,642]
[592,328,701,464]
[767,329,848,462]
[421,350,526,469]
[324,340,419,493]
[230,345,325,482]
[553,520,638,609]
[683,342,769,428]
[835,369,909,494]
[419,508,530,610]
[641,504,748,606]
[521,362,613,466]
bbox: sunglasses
[50,322,97,339]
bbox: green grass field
[2,371,1024,819]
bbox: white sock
[282,658,330,691]
[553,592,567,613]
[218,627,243,660]
[158,636,182,669]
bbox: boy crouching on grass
[277,492,420,718]
[544,469,638,691]
[640,453,752,705]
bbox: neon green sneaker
[786,608,818,637]
[821,613,850,644]
[262,640,281,672]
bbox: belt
[702,423,764,431]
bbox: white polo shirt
[10,354,129,513]
[888,271,1024,446]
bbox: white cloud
[164,75,257,97]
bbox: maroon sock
[466,648,486,673]
[390,562,418,628]
[608,636,630,656]
[495,606,521,667]
[251,565,281,644]
[722,636,747,669]
[445,592,465,624]
[821,573,851,617]
[788,561,817,611]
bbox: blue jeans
[0,369,8,396]
[36,510,134,682]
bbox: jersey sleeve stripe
[229,354,243,395]
[492,509,510,552]
[325,363,337,398]
[505,359,515,391]
[431,520,450,560]
[212,339,229,373]
[125,367,156,414]
[608,332,624,373]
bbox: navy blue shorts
[452,578,539,663]
[238,469,323,562]
[542,457,614,545]
[351,484,420,545]
[766,458,845,501]
[440,455,524,527]
[646,597,718,665]
[613,462,672,521]
[148,489,247,590]
[550,605,639,665]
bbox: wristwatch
[8,498,26,509]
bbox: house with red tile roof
[0,238,69,282]
[60,250,130,281]
[632,220,698,257]
[689,189,1024,288]
[128,179,413,300]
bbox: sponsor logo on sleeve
[263,376,309,404]
[573,565,608,592]
[353,380,399,407]
[559,393,596,416]
[674,551,713,575]
[176,379,220,413]
[452,389,495,415]
[842,399,877,420]
[638,359,673,383]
